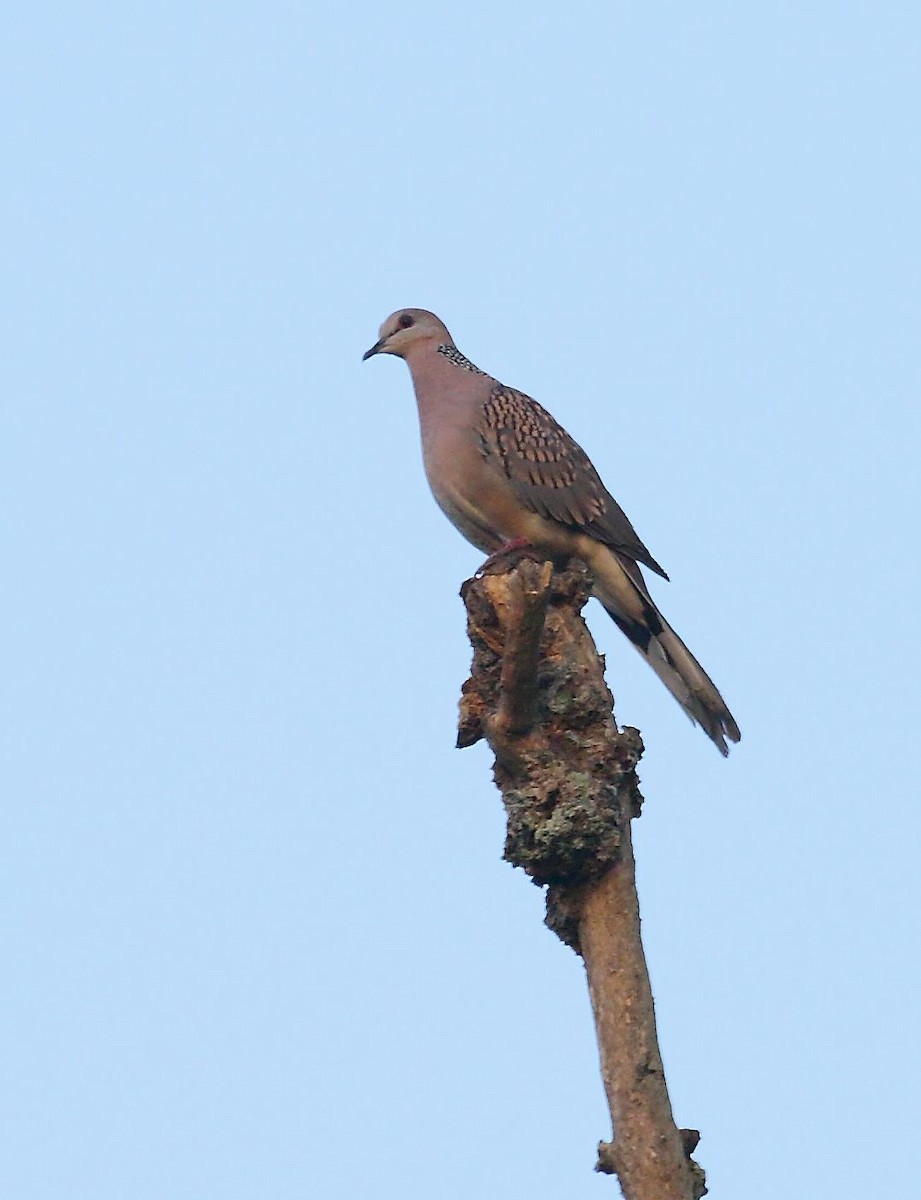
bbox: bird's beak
[362,338,387,361]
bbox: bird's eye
[399,313,415,329]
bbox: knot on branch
[457,556,644,889]
[596,1134,708,1198]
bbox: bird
[363,308,740,756]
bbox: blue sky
[2,4,919,1197]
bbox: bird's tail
[582,541,741,756]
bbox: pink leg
[477,537,534,574]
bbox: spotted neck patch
[436,344,486,375]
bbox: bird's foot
[476,538,538,576]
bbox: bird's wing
[480,385,668,579]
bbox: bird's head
[362,308,452,361]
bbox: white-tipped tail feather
[582,541,741,756]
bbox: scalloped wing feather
[480,386,669,579]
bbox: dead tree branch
[457,555,706,1200]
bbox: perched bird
[363,308,740,756]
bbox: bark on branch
[457,555,707,1200]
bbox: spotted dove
[363,308,740,756]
